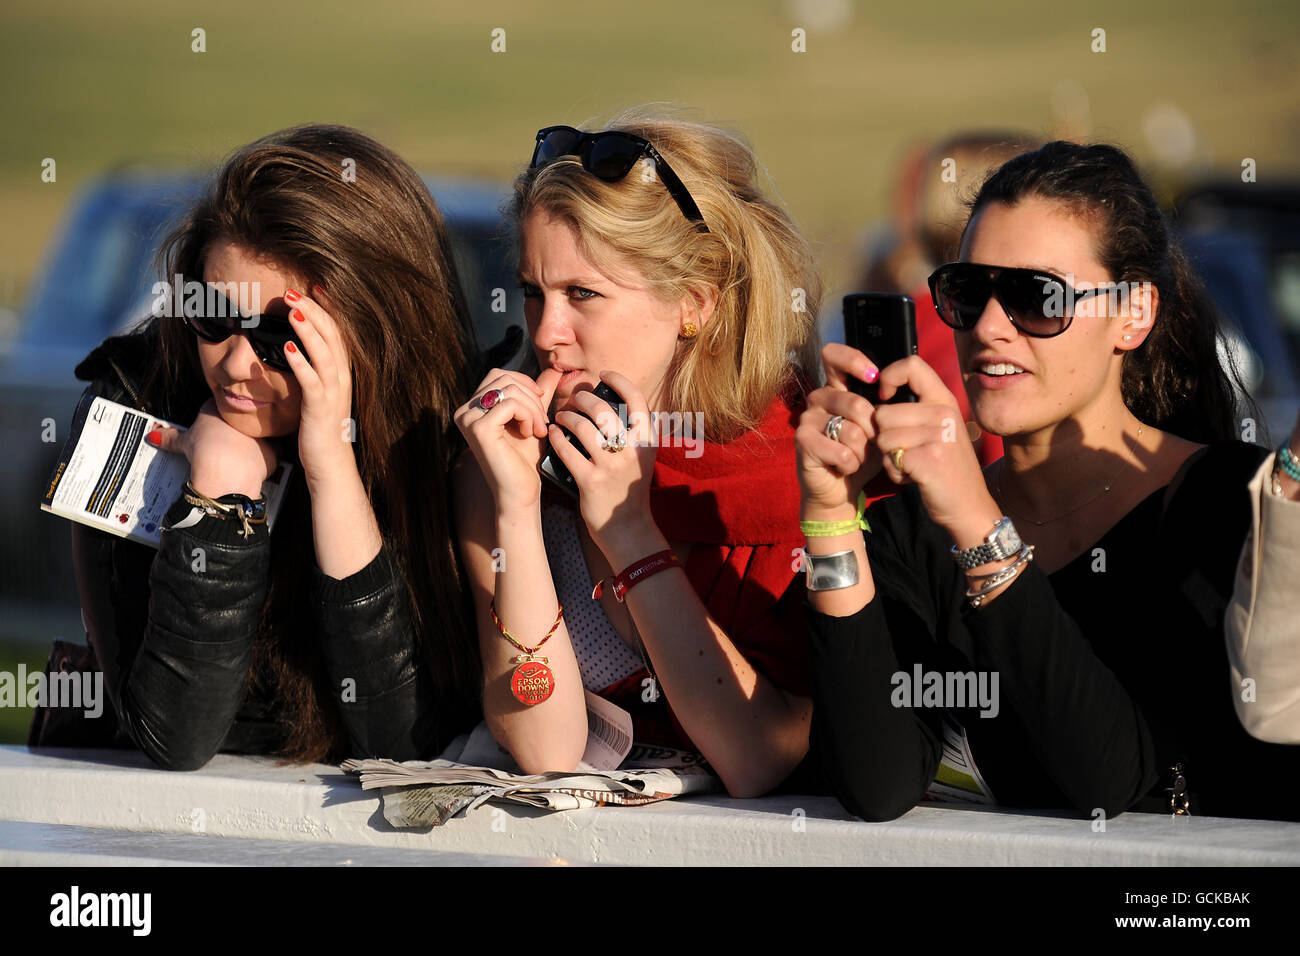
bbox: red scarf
[600,381,811,749]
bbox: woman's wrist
[596,522,671,572]
[800,499,858,524]
[303,446,362,496]
[495,506,544,545]
[944,499,1007,554]
[495,495,542,529]
[189,470,264,500]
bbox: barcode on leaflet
[588,707,631,755]
[85,408,148,517]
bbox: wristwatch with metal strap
[951,516,1022,570]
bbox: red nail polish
[286,342,297,354]
[291,308,304,322]
[284,289,300,302]
[146,430,161,446]
[864,367,879,383]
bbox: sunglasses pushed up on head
[928,262,1111,338]
[530,125,709,233]
[181,284,305,372]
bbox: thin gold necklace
[995,426,1144,527]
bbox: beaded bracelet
[1278,443,1300,482]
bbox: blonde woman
[454,111,820,797]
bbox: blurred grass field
[0,1,1298,744]
[0,647,48,744]
[2,0,1298,306]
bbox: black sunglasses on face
[182,285,304,372]
[928,262,1108,338]
[530,125,709,233]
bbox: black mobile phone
[842,293,919,404]
[539,382,628,499]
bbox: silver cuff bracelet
[805,549,860,592]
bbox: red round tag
[510,660,555,705]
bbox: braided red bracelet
[490,601,563,705]
[591,549,682,602]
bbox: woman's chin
[216,405,294,440]
[969,402,1022,439]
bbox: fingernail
[285,342,297,354]
[291,309,305,322]
[146,430,161,446]
[864,367,879,383]
[284,289,300,302]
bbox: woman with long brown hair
[67,124,483,769]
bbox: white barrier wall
[2,747,1298,866]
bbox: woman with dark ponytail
[797,140,1300,821]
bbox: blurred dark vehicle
[1175,181,1300,447]
[0,170,524,640]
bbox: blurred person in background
[855,132,1042,470]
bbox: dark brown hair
[147,124,482,761]
[964,140,1256,444]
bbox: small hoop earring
[679,322,698,340]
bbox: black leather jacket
[69,330,455,770]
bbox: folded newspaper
[41,391,292,547]
[342,693,720,827]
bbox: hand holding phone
[539,382,628,498]
[842,293,919,404]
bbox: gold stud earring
[679,322,698,340]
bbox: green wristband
[801,490,871,537]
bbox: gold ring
[890,447,906,472]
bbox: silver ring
[824,415,845,442]
[602,430,628,453]
[475,388,505,412]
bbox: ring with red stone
[476,388,505,412]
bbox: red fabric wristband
[591,549,682,602]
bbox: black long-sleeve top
[73,511,443,770]
[63,331,451,770]
[809,440,1300,821]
